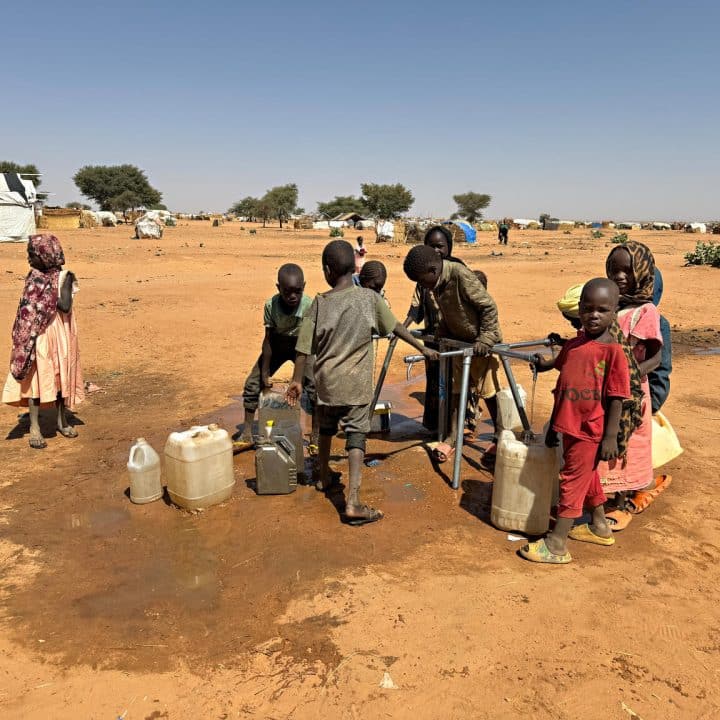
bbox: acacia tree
[65,201,91,210]
[452,192,491,223]
[229,196,260,221]
[360,183,414,219]
[263,183,298,228]
[73,164,162,210]
[109,190,143,213]
[317,195,367,218]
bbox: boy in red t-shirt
[520,278,631,565]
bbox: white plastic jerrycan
[496,385,528,432]
[491,429,560,535]
[164,424,234,510]
[128,438,163,504]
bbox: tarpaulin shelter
[0,173,37,242]
[444,220,476,244]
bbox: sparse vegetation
[329,227,344,238]
[685,241,720,268]
[591,229,604,239]
[611,232,629,244]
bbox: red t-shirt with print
[552,335,631,441]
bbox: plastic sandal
[519,539,572,564]
[605,508,633,531]
[627,474,673,514]
[568,523,615,546]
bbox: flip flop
[343,504,383,526]
[626,474,673,514]
[232,439,254,453]
[428,441,454,464]
[568,523,615,546]
[58,426,78,438]
[519,539,571,564]
[605,508,633,531]
[307,443,319,457]
[29,436,47,450]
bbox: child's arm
[460,273,500,355]
[286,354,307,407]
[392,323,439,361]
[57,271,76,313]
[531,352,556,373]
[259,328,274,388]
[600,397,623,460]
[637,340,662,377]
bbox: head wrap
[10,234,65,380]
[556,283,584,319]
[606,241,655,308]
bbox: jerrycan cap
[135,437,147,444]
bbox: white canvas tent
[0,173,37,242]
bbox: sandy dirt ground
[0,222,719,719]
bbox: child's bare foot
[344,503,383,525]
[29,430,47,449]
[58,426,78,438]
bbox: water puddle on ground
[66,507,131,535]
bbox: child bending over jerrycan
[237,263,318,453]
[521,279,631,565]
[286,240,437,526]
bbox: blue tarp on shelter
[445,220,476,244]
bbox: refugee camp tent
[96,211,118,227]
[135,212,163,239]
[652,222,671,230]
[444,220,476,244]
[685,222,707,234]
[0,172,37,242]
[333,212,366,227]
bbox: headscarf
[424,225,466,266]
[10,234,65,381]
[606,241,655,307]
[556,283,584,319]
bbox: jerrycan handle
[129,438,147,467]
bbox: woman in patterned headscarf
[2,234,84,448]
[600,241,665,528]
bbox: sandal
[343,504,383,526]
[519,539,571,564]
[568,523,615,546]
[428,441,454,464]
[605,509,633,531]
[58,426,78,438]
[626,474,673,514]
[29,436,47,450]
[307,443,319,457]
[232,439,254,453]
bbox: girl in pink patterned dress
[2,234,84,449]
[601,241,663,529]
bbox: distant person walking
[354,236,367,274]
[498,222,509,245]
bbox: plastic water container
[370,401,392,434]
[496,385,528,432]
[164,424,234,509]
[651,411,683,469]
[127,438,163,504]
[491,429,560,535]
[258,400,304,477]
[255,432,298,494]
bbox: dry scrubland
[0,223,719,719]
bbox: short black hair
[278,263,304,284]
[581,277,619,304]
[322,239,355,276]
[359,260,387,285]
[403,245,441,281]
[473,269,488,289]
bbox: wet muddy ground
[1,225,719,718]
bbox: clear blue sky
[4,1,719,219]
